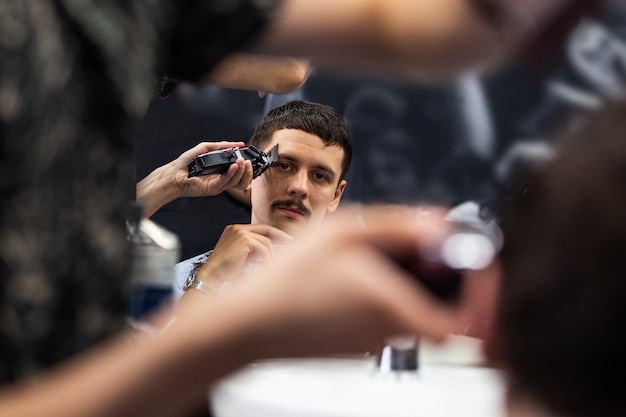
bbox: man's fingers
[180,141,246,164]
[245,224,294,243]
[197,140,246,154]
[216,159,252,191]
[239,160,253,189]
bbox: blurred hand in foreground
[174,205,477,359]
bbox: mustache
[271,199,311,217]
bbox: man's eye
[313,172,329,182]
[278,163,291,170]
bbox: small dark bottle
[404,215,502,303]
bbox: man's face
[250,128,347,237]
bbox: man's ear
[327,180,347,214]
[225,188,252,207]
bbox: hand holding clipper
[188,144,278,179]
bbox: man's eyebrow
[279,154,338,180]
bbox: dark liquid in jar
[397,253,463,303]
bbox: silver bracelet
[183,270,215,296]
[183,270,231,296]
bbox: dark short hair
[249,100,352,182]
[496,103,626,417]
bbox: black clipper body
[187,144,278,179]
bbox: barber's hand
[137,141,253,218]
[174,141,253,198]
[196,224,293,286]
[185,205,465,359]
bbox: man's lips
[277,205,305,218]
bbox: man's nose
[287,170,309,199]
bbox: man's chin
[271,218,306,238]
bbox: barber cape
[173,251,213,302]
[173,250,264,303]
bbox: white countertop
[211,336,506,417]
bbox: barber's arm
[200,53,311,94]
[255,0,573,80]
[136,141,253,218]
[0,205,468,417]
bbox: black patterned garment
[0,0,279,382]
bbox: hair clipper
[187,144,278,179]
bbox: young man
[173,100,352,301]
[137,54,311,259]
